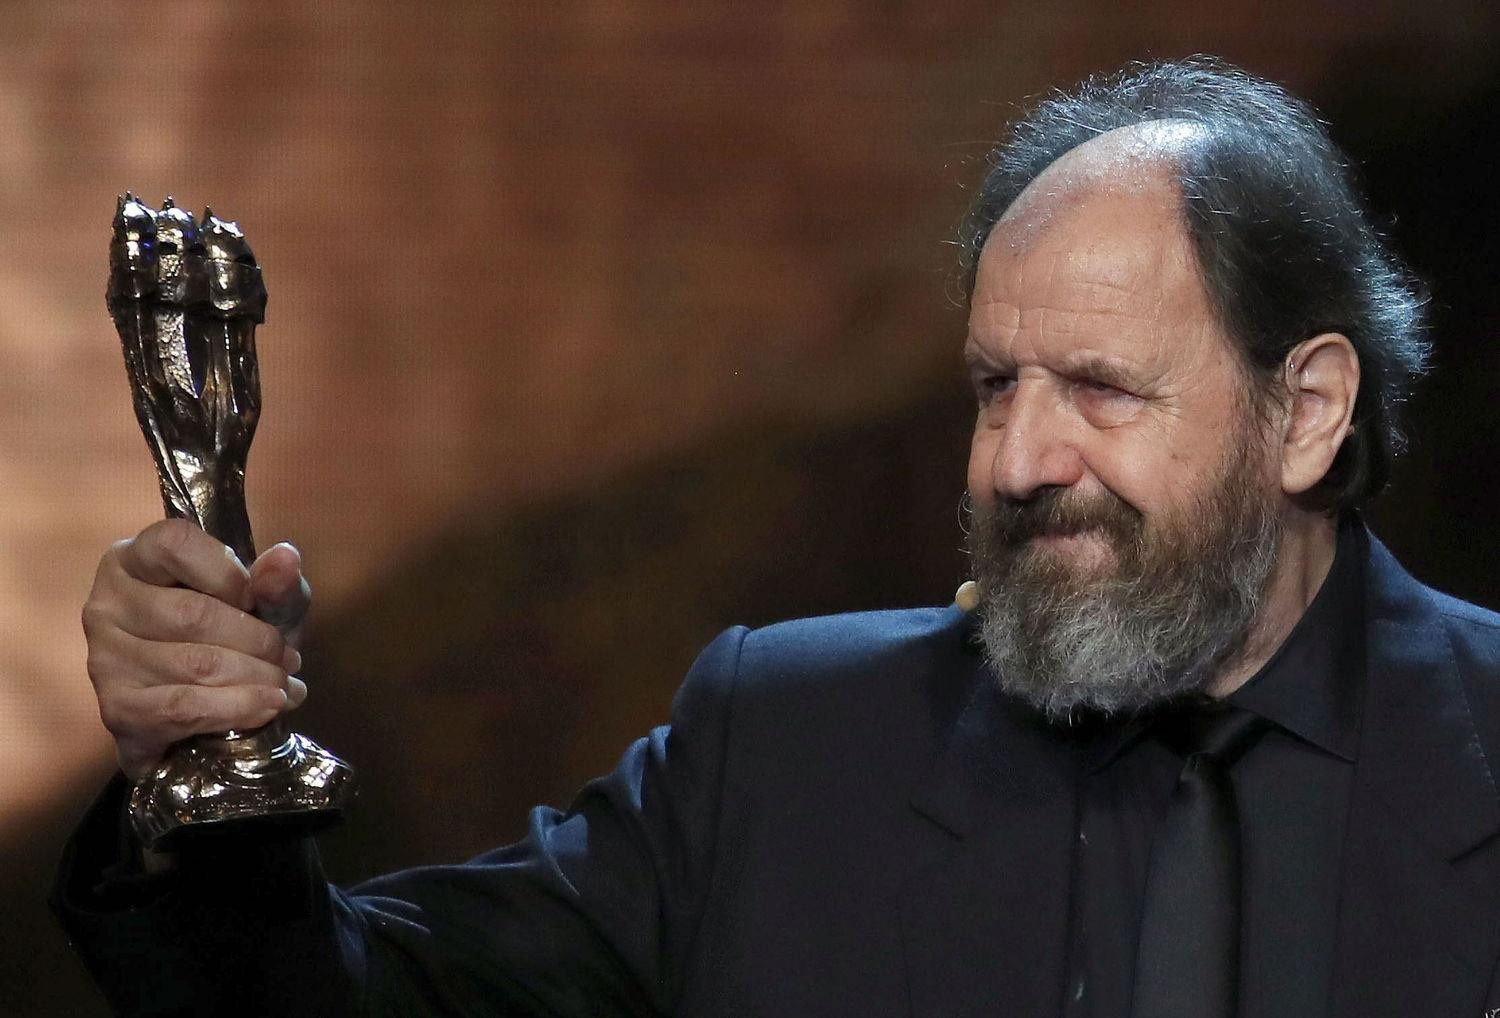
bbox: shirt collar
[1227,520,1364,762]
[1085,521,1366,772]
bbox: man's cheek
[965,428,1004,506]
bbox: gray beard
[967,441,1283,722]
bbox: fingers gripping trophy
[106,193,355,851]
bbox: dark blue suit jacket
[53,534,1500,1016]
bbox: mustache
[973,487,1143,548]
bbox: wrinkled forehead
[993,120,1206,251]
[969,121,1228,362]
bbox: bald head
[993,121,1207,252]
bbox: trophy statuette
[107,193,355,851]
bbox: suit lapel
[1331,538,1500,1018]
[900,672,1083,1018]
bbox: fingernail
[283,647,303,673]
[287,675,308,707]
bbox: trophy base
[129,721,356,853]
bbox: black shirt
[1063,524,1365,1017]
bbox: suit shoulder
[715,607,983,791]
[1430,589,1500,635]
[1421,591,1500,778]
[739,605,976,681]
[1366,530,1500,666]
[670,607,978,728]
[1422,583,1500,670]
[1431,591,1500,687]
[717,605,982,739]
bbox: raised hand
[82,519,308,784]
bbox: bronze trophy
[107,193,355,851]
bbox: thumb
[249,542,311,637]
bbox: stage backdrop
[3,2,1499,1013]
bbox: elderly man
[54,58,1500,1017]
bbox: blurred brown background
[4,1,1500,1011]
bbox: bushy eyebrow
[962,342,999,371]
[1055,353,1142,390]
[962,344,1144,391]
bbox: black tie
[1130,705,1270,1018]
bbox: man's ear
[1279,333,1360,496]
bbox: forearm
[52,625,747,1017]
[51,774,363,1017]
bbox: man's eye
[1075,377,1126,398]
[1073,376,1144,427]
[975,374,1015,400]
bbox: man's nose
[987,384,1086,502]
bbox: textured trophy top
[108,192,267,322]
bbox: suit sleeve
[51,625,749,1017]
